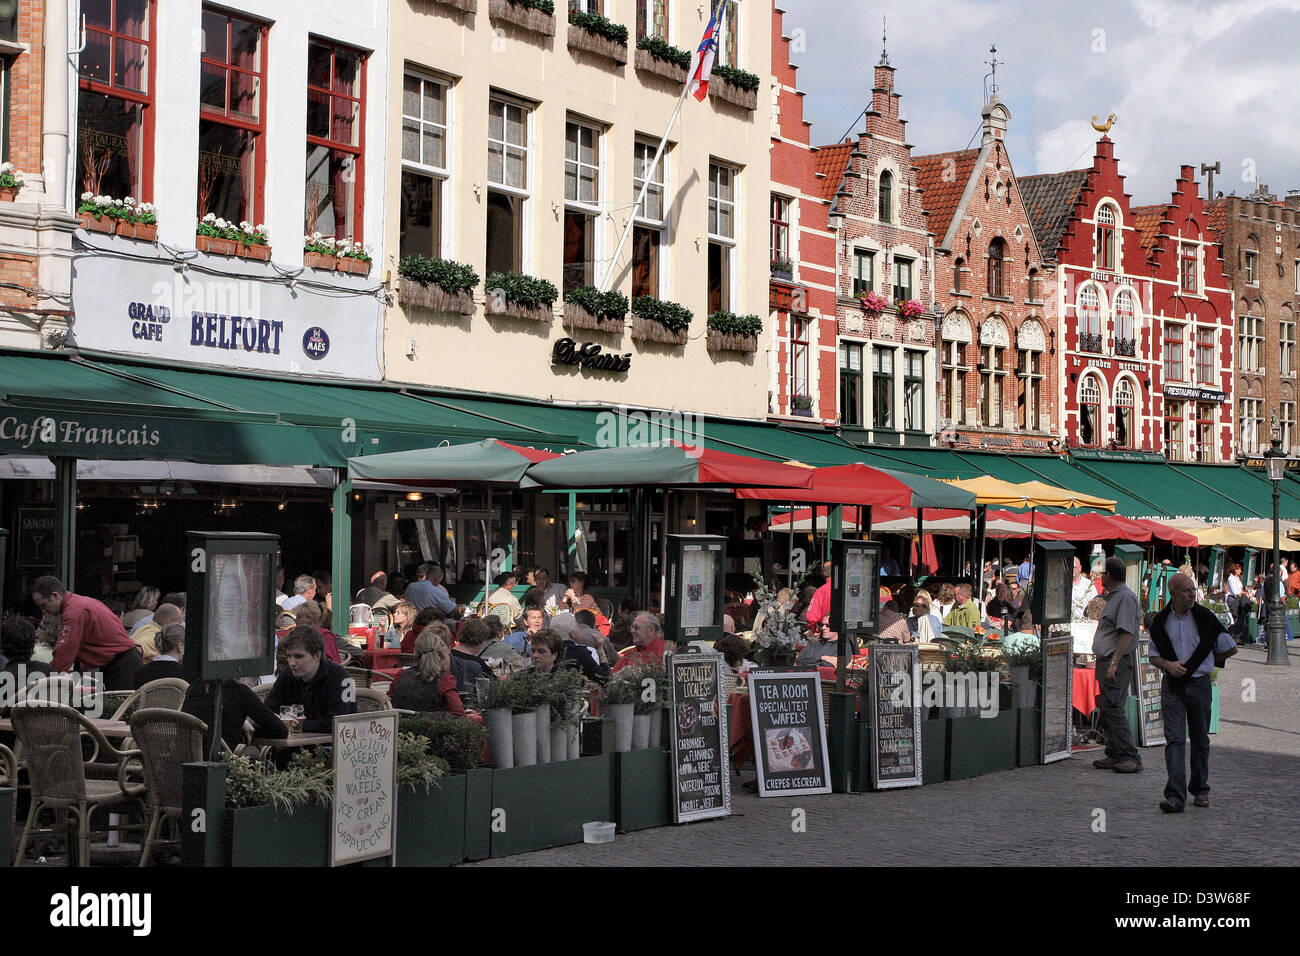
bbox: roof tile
[1018,170,1090,263]
[913,149,981,244]
[811,140,854,203]
[1130,203,1169,260]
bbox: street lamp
[1263,438,1291,665]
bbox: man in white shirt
[1070,556,1094,623]
[282,574,315,612]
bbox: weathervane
[986,45,1000,100]
[878,15,890,66]
[1091,113,1117,133]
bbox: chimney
[981,96,1009,146]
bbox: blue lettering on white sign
[189,312,284,354]
[302,326,330,360]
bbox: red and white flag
[686,0,728,102]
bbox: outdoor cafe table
[252,731,333,748]
[1072,665,1100,717]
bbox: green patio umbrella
[347,438,561,488]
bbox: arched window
[1027,267,1040,301]
[1114,289,1136,354]
[878,170,893,223]
[1114,379,1135,448]
[1016,320,1046,432]
[979,318,1009,427]
[1078,286,1102,352]
[941,312,972,426]
[1095,204,1117,270]
[1080,376,1102,446]
[953,257,965,293]
[986,238,1005,297]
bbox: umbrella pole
[1030,506,1037,572]
[974,504,987,598]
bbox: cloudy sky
[774,0,1300,204]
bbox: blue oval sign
[302,326,330,360]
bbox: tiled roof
[1018,169,1090,263]
[812,140,854,203]
[913,149,981,244]
[1203,198,1227,241]
[1130,203,1168,260]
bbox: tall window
[1282,319,1296,376]
[953,258,965,294]
[1114,379,1134,448]
[1283,401,1297,452]
[769,194,790,265]
[563,119,601,292]
[1238,312,1263,372]
[78,0,154,201]
[1195,403,1215,462]
[569,0,602,13]
[1079,376,1102,446]
[873,348,895,430]
[400,72,449,260]
[1113,289,1136,354]
[892,256,913,302]
[1295,259,1300,294]
[1095,204,1116,270]
[486,95,530,275]
[942,338,969,426]
[306,40,365,241]
[1016,348,1042,431]
[717,1,740,68]
[632,139,666,298]
[878,171,893,223]
[198,9,265,224]
[708,162,737,313]
[1164,400,1185,461]
[1078,287,1102,352]
[636,0,669,39]
[1027,268,1040,301]
[790,316,809,400]
[904,350,925,432]
[1239,398,1262,455]
[839,343,863,427]
[1244,249,1258,285]
[986,238,1006,297]
[1162,322,1185,382]
[1180,242,1198,293]
[853,250,875,296]
[980,344,1006,427]
[1195,327,1215,385]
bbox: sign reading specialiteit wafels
[748,670,831,797]
[669,652,730,823]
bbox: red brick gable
[913,149,980,244]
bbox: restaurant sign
[551,338,631,373]
[669,652,731,823]
[748,670,831,797]
[1163,384,1226,403]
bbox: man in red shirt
[612,612,666,672]
[31,576,143,690]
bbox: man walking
[1147,573,1236,812]
[1091,556,1143,774]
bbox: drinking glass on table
[291,704,305,721]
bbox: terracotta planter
[634,47,688,83]
[133,222,158,242]
[240,242,271,261]
[706,330,759,354]
[489,0,555,36]
[303,250,339,271]
[78,211,116,234]
[399,281,477,315]
[195,234,239,256]
[114,218,137,239]
[630,314,688,346]
[562,300,624,333]
[708,74,759,111]
[338,256,372,276]
[567,24,628,65]
[0,186,20,202]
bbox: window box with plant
[302,234,370,274]
[77,194,159,241]
[486,271,559,322]
[0,163,25,202]
[634,35,691,83]
[706,311,762,353]
[563,286,628,333]
[770,257,794,281]
[489,0,556,36]
[708,64,760,111]
[896,298,926,320]
[567,9,629,64]
[399,256,480,315]
[630,294,692,345]
[196,215,271,260]
[859,290,889,317]
[791,394,814,417]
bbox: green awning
[1069,457,1265,521]
[849,446,988,479]
[1004,454,1169,518]
[1202,464,1300,521]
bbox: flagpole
[599,79,694,293]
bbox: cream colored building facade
[381,0,772,419]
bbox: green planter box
[1209,684,1221,735]
[851,719,873,792]
[1016,708,1042,767]
[227,802,330,867]
[395,773,467,867]
[464,756,615,859]
[947,711,1017,780]
[1287,611,1299,636]
[615,748,671,832]
[921,718,948,784]
[1125,694,1141,746]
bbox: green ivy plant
[791,394,813,411]
[569,9,628,43]
[636,35,691,68]
[486,271,560,309]
[394,732,448,792]
[632,294,693,332]
[399,256,479,295]
[706,311,762,336]
[566,286,629,321]
[711,64,761,93]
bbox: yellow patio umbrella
[1011,480,1116,513]
[942,475,1116,511]
[1195,525,1300,549]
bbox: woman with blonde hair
[384,601,417,650]
[936,582,956,621]
[123,586,160,631]
[390,629,466,715]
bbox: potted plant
[481,676,519,769]
[196,215,269,259]
[133,201,159,242]
[485,271,559,322]
[303,233,341,270]
[708,63,761,110]
[1000,635,1041,709]
[567,8,628,64]
[0,163,25,201]
[76,193,122,234]
[859,290,889,317]
[791,394,814,417]
[563,286,627,333]
[539,667,585,762]
[399,713,486,770]
[334,239,371,275]
[770,257,794,281]
[630,294,692,345]
[751,584,801,667]
[599,670,638,752]
[398,256,479,314]
[634,35,691,83]
[706,311,762,354]
[489,0,556,36]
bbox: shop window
[636,0,669,40]
[563,118,601,292]
[1114,379,1135,448]
[78,0,154,201]
[485,95,530,275]
[873,347,895,430]
[305,39,366,241]
[632,138,666,298]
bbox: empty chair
[110,678,190,719]
[354,687,392,714]
[129,708,207,866]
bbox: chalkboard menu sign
[1040,627,1073,763]
[748,671,831,797]
[331,711,398,867]
[1133,638,1166,747]
[669,652,731,823]
[867,643,922,789]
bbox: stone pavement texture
[468,644,1300,866]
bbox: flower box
[394,774,467,867]
[568,23,628,64]
[706,330,758,354]
[635,47,688,83]
[337,256,372,276]
[486,299,553,323]
[399,280,477,315]
[1016,707,1041,767]
[240,242,271,262]
[489,0,556,36]
[791,407,813,418]
[630,314,687,346]
[226,802,330,867]
[304,250,340,271]
[947,711,1017,780]
[195,234,239,257]
[134,223,159,242]
[0,186,20,202]
[708,74,758,111]
[77,211,117,235]
[563,300,624,333]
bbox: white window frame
[401,69,453,259]
[1240,397,1262,456]
[1079,374,1104,447]
[892,255,913,302]
[564,115,604,289]
[1113,377,1136,448]
[636,0,670,41]
[1283,400,1297,452]
[486,93,534,274]
[1095,203,1118,271]
[1179,241,1200,294]
[903,348,926,433]
[1113,288,1137,344]
[1194,325,1216,386]
[942,337,969,426]
[1163,321,1186,383]
[1244,249,1258,285]
[708,160,739,313]
[633,137,669,298]
[1238,312,1263,373]
[1282,317,1296,378]
[717,0,740,70]
[1017,345,1044,432]
[1294,259,1300,295]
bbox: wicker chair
[595,596,614,619]
[354,687,392,714]
[0,742,16,788]
[345,667,393,690]
[110,678,190,720]
[483,602,516,629]
[129,708,207,866]
[10,703,145,866]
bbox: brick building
[808,52,936,445]
[914,96,1058,454]
[0,0,77,349]
[1203,188,1300,456]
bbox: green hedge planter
[1125,694,1141,746]
[227,802,330,867]
[921,718,948,784]
[395,774,467,867]
[1016,708,1042,767]
[947,711,1017,780]
[851,718,872,792]
[615,748,671,832]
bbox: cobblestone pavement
[468,643,1300,866]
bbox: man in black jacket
[265,626,356,734]
[1148,573,1237,813]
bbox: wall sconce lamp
[406,492,423,502]
[687,514,697,527]
[544,513,555,525]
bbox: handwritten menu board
[669,653,731,823]
[1134,638,1166,747]
[868,644,923,789]
[1040,627,1073,763]
[681,546,717,632]
[748,671,831,797]
[331,712,398,866]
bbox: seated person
[905,592,944,643]
[264,626,356,733]
[183,679,287,753]
[390,631,467,716]
[529,626,609,682]
[612,612,667,673]
[132,603,183,664]
[712,634,753,675]
[943,583,982,630]
[290,599,349,664]
[402,606,447,654]
[383,601,417,651]
[480,616,525,673]
[575,608,618,665]
[607,598,637,651]
[455,618,513,680]
[133,622,186,687]
[1,614,52,682]
[486,571,523,623]
[796,622,838,666]
[507,606,545,656]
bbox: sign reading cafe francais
[551,338,631,373]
